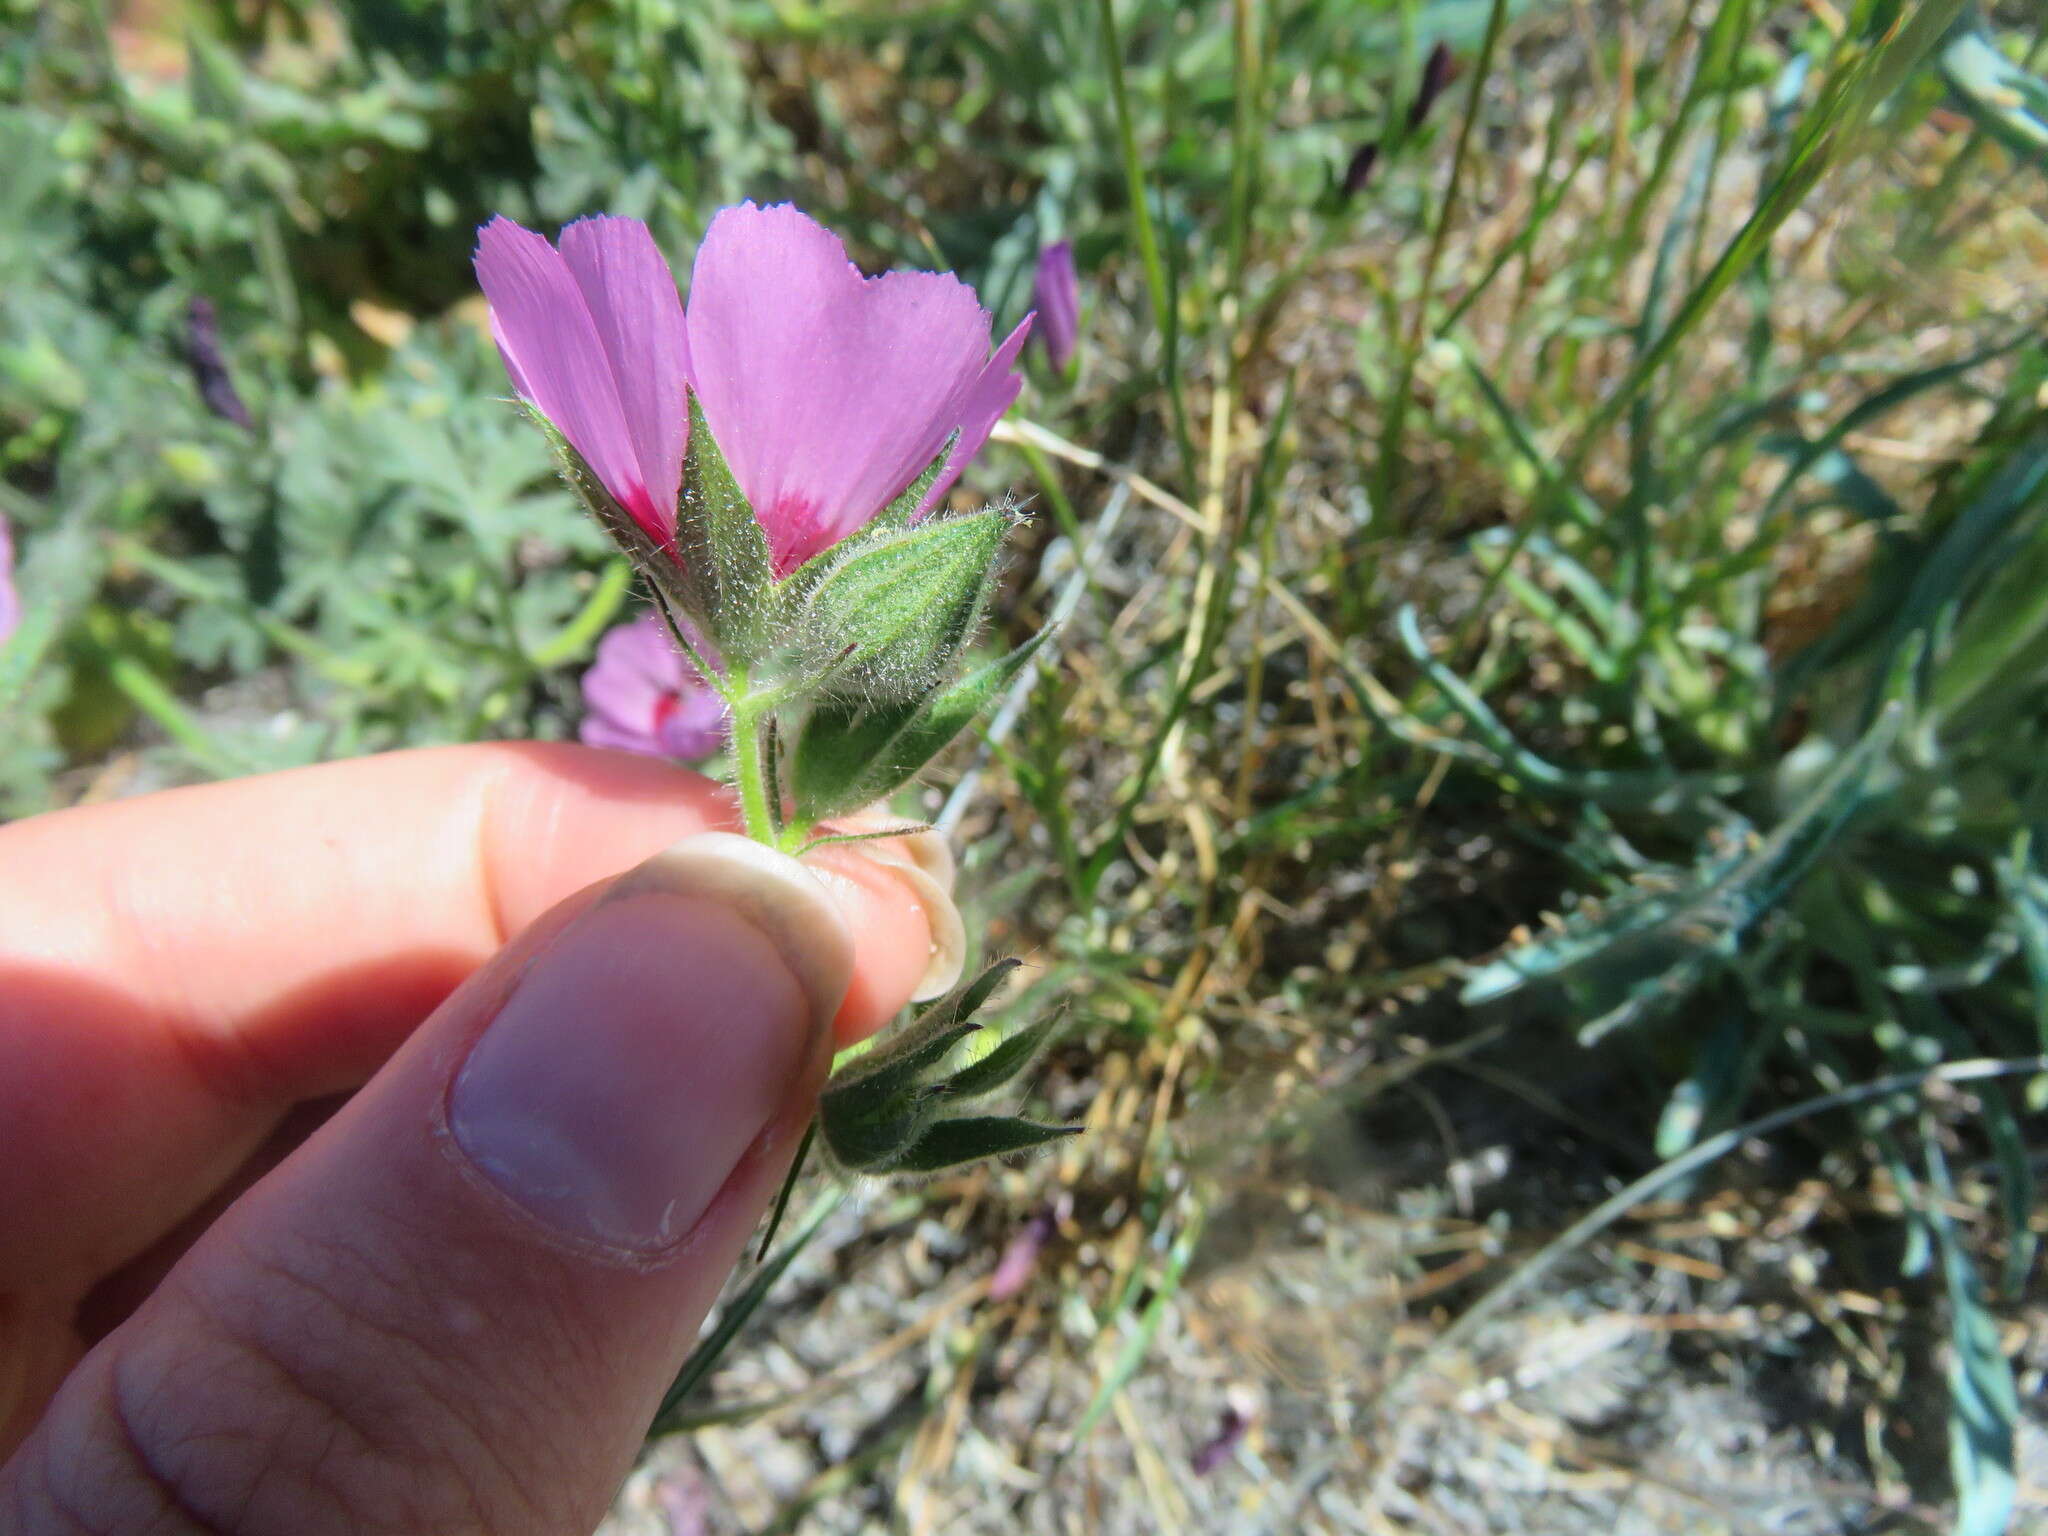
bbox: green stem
[530,559,632,667]
[726,678,780,847]
[103,651,242,778]
[755,1120,815,1262]
[1376,0,1510,520]
[1095,0,1197,489]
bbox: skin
[0,743,938,1532]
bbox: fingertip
[597,828,954,1048]
[469,742,738,935]
[803,844,963,1045]
[609,832,852,1039]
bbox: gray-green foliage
[0,99,615,807]
[1942,13,2048,165]
[0,0,804,812]
[1376,18,2048,1511]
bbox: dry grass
[584,7,2048,1528]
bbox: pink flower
[578,611,728,761]
[475,216,689,545]
[988,1205,1059,1302]
[1031,240,1079,372]
[0,516,18,645]
[476,203,1031,575]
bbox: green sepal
[674,390,774,662]
[818,959,1020,1124]
[795,511,1008,704]
[937,1009,1065,1102]
[817,962,1069,1174]
[521,404,698,632]
[823,1019,982,1118]
[936,956,1022,1029]
[819,1089,932,1171]
[888,1116,1078,1174]
[791,630,1048,822]
[871,432,959,534]
[822,958,1016,1100]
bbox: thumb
[3,832,854,1536]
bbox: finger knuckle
[88,1232,523,1535]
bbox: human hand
[0,743,947,1533]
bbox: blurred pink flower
[476,203,1031,575]
[579,611,727,761]
[1031,240,1079,372]
[1191,1405,1250,1476]
[0,517,18,644]
[988,1204,1059,1302]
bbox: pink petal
[654,684,729,760]
[578,612,726,761]
[0,516,17,645]
[582,616,676,723]
[921,314,1032,516]
[1031,241,1079,371]
[579,713,667,756]
[474,217,665,537]
[558,216,691,535]
[685,202,995,572]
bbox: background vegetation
[6,0,2048,1529]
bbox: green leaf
[649,1186,845,1436]
[1942,26,2048,166]
[938,1009,1064,1102]
[1460,704,1901,1041]
[1927,1141,2019,1536]
[0,513,104,716]
[791,630,1047,822]
[1073,1202,1204,1438]
[673,391,773,661]
[184,27,248,123]
[795,511,1008,703]
[888,1115,1077,1173]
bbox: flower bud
[1031,240,1080,374]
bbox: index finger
[0,742,939,1287]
